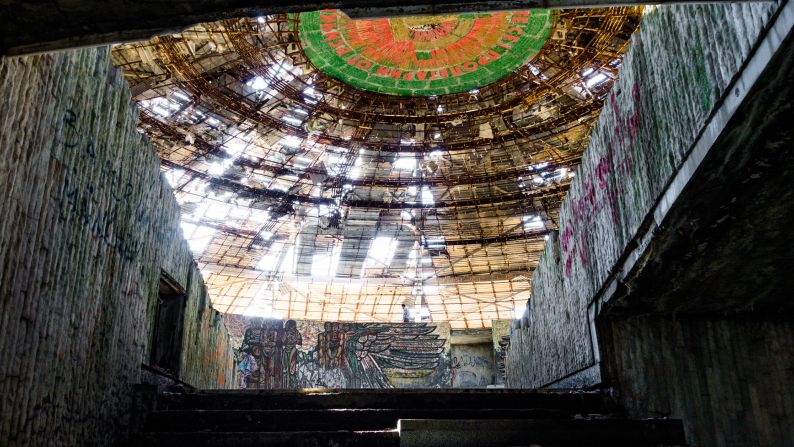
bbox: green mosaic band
[298,9,555,96]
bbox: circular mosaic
[298,10,555,96]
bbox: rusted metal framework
[111,7,641,328]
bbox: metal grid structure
[110,7,642,328]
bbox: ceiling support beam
[2,1,746,56]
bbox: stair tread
[144,408,577,432]
[128,390,686,447]
[157,389,615,411]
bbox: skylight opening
[514,304,527,319]
[403,270,435,280]
[203,202,230,220]
[172,91,190,102]
[243,302,276,318]
[425,236,446,249]
[393,155,416,171]
[303,87,319,98]
[366,236,399,268]
[311,245,341,277]
[527,63,541,76]
[152,104,171,117]
[281,135,302,148]
[280,245,296,274]
[585,71,610,89]
[180,222,215,254]
[228,206,249,221]
[164,169,185,188]
[282,115,303,126]
[247,76,268,91]
[523,215,545,231]
[308,204,332,217]
[528,161,550,171]
[256,242,284,271]
[223,137,248,157]
[243,283,282,319]
[421,186,435,205]
[293,156,312,167]
[207,160,231,176]
[248,211,270,224]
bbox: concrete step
[145,408,572,432]
[399,418,687,447]
[156,389,615,413]
[127,430,399,447]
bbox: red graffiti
[562,83,642,277]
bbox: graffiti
[560,83,642,276]
[450,344,494,387]
[50,108,166,261]
[235,319,447,389]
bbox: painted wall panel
[226,316,452,388]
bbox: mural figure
[281,319,302,387]
[237,320,446,389]
[236,347,258,388]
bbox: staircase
[125,389,686,446]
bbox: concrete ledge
[398,418,686,447]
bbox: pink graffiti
[562,83,642,277]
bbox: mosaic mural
[299,9,555,96]
[228,317,451,389]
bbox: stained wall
[505,2,779,389]
[450,343,495,387]
[600,316,794,446]
[0,48,235,447]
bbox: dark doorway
[150,273,186,376]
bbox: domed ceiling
[298,10,553,95]
[111,7,642,329]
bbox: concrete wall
[225,315,451,388]
[505,2,779,389]
[491,319,511,384]
[450,343,494,387]
[0,48,235,447]
[600,316,794,447]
